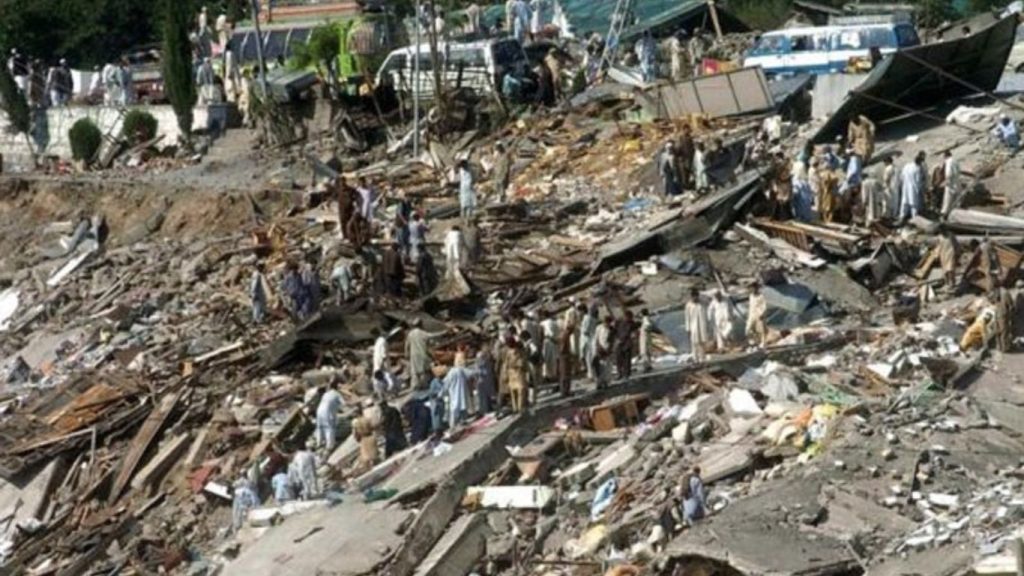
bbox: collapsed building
[4,2,1024,576]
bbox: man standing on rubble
[330,256,354,303]
[941,150,962,220]
[417,247,439,296]
[675,125,695,191]
[283,261,308,321]
[688,29,706,76]
[300,258,321,317]
[381,241,405,298]
[458,160,478,221]
[250,262,270,324]
[847,116,876,163]
[792,159,814,222]
[746,283,768,348]
[408,212,429,263]
[593,316,614,389]
[614,310,636,380]
[541,312,559,383]
[443,352,473,428]
[289,443,319,499]
[579,304,598,380]
[315,382,344,452]
[839,149,862,208]
[444,225,466,274]
[406,319,444,390]
[271,468,295,503]
[352,404,379,472]
[709,291,734,353]
[639,309,655,372]
[380,399,408,457]
[660,141,682,197]
[899,153,925,222]
[476,347,497,413]
[558,314,575,396]
[501,337,529,413]
[882,157,897,218]
[493,142,512,198]
[231,477,259,532]
[686,290,709,361]
[562,299,580,364]
[682,466,707,526]
[861,170,884,226]
[693,141,709,193]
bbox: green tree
[161,0,197,141]
[915,0,958,28]
[0,51,34,160]
[290,24,342,90]
[69,118,102,162]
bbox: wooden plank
[108,389,184,503]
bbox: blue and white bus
[744,19,921,77]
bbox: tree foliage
[161,0,197,139]
[122,110,159,144]
[291,24,341,71]
[0,56,30,135]
[0,0,245,68]
[69,118,102,162]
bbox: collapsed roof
[814,13,1019,142]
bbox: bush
[121,110,158,144]
[69,118,102,162]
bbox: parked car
[375,37,527,102]
[122,46,167,104]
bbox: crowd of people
[6,49,74,108]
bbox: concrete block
[464,486,555,509]
[726,388,762,418]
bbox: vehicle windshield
[749,35,787,56]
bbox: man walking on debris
[899,153,925,222]
[406,319,444,390]
[250,262,270,324]
[709,291,734,353]
[315,381,344,451]
[660,141,682,197]
[940,150,962,219]
[686,289,709,361]
[458,159,477,221]
[746,283,767,348]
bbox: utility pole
[413,0,421,158]
[250,0,270,97]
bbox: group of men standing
[7,49,74,108]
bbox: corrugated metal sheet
[555,0,746,39]
[639,66,774,119]
[814,14,1019,142]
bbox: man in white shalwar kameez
[541,313,559,382]
[443,358,472,429]
[708,291,734,352]
[579,307,598,379]
[899,155,924,221]
[941,150,961,219]
[685,289,709,361]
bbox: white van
[744,18,920,76]
[376,37,527,101]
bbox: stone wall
[0,105,218,172]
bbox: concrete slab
[383,417,515,498]
[222,500,410,576]
[413,513,489,576]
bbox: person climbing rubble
[638,308,655,372]
[271,468,294,504]
[315,381,344,452]
[993,115,1020,151]
[288,443,319,500]
[685,288,709,362]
